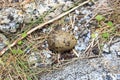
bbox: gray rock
[40,55,120,80]
[0,33,8,50]
[28,50,52,68]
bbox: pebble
[44,0,59,7]
[28,50,52,68]
[75,10,80,15]
[28,52,41,68]
[74,26,78,31]
[42,50,52,58]
[102,44,110,53]
[116,51,120,57]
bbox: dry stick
[0,0,90,56]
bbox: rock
[40,56,120,80]
[0,33,8,50]
[28,52,41,68]
[47,30,77,53]
[0,8,23,33]
[28,51,52,68]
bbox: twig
[0,0,90,56]
[73,49,79,57]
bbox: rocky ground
[40,40,120,80]
[0,0,120,80]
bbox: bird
[47,30,77,53]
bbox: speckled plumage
[47,30,77,53]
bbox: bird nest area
[0,0,120,79]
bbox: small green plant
[101,32,109,39]
[107,21,116,32]
[94,14,118,41]
[95,15,105,27]
[18,40,23,45]
[95,15,105,21]
[21,32,27,38]
[11,48,24,54]
[107,21,113,27]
